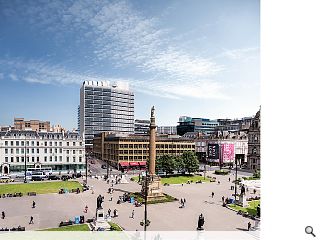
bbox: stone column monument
[141,106,165,201]
[149,106,156,175]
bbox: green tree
[180,151,199,174]
[156,155,176,176]
[175,155,185,174]
[155,156,164,174]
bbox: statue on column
[151,106,155,118]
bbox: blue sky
[0,0,260,129]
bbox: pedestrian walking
[1,211,5,219]
[218,181,220,184]
[222,196,225,203]
[29,216,34,224]
[131,210,135,219]
[113,209,118,217]
[211,192,214,198]
[110,194,113,201]
[248,222,251,231]
[84,205,88,213]
[183,198,186,204]
[108,208,111,216]
[32,201,36,208]
[253,189,257,195]
[228,177,230,182]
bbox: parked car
[0,176,14,183]
[48,175,60,180]
[31,172,47,181]
[32,176,44,181]
[61,175,72,181]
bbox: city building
[247,109,260,171]
[0,130,85,175]
[157,126,177,135]
[0,126,13,132]
[214,117,253,133]
[134,119,150,135]
[77,105,80,133]
[177,116,219,136]
[14,118,50,132]
[79,81,134,150]
[93,133,195,171]
[50,124,66,133]
[195,132,248,166]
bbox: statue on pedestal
[239,185,248,207]
[96,194,104,209]
[241,185,246,195]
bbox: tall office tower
[80,81,134,150]
[77,105,80,133]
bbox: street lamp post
[234,158,238,202]
[85,153,88,185]
[144,170,148,232]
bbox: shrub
[214,170,230,175]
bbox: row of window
[113,149,193,155]
[4,156,82,163]
[4,148,83,154]
[115,144,194,149]
[4,141,83,147]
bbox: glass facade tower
[80,81,134,149]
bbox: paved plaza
[0,169,260,231]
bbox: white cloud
[219,47,259,60]
[1,0,228,100]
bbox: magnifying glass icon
[305,226,316,237]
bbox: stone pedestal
[141,175,165,202]
[92,208,110,231]
[120,174,129,184]
[238,194,248,207]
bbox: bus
[27,167,52,176]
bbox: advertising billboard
[207,143,219,162]
[221,143,235,163]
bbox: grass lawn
[40,224,90,231]
[0,181,82,195]
[131,175,211,184]
[109,222,123,231]
[228,200,260,216]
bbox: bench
[27,192,37,196]
[59,221,73,227]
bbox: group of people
[108,187,114,194]
[107,208,118,218]
[179,198,187,208]
[106,175,122,185]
